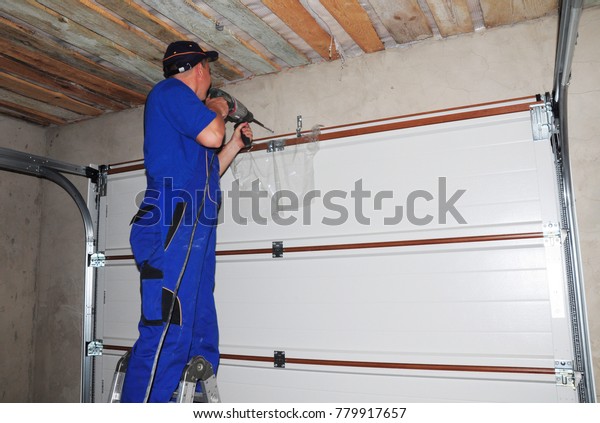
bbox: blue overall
[121,78,221,403]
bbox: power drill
[208,87,274,147]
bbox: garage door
[91,96,584,402]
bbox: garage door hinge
[86,340,103,357]
[96,165,108,196]
[89,252,106,267]
[543,222,565,246]
[555,360,581,389]
[530,102,556,141]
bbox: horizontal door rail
[219,354,555,375]
[216,232,544,256]
[101,345,553,376]
[105,163,144,175]
[247,100,538,153]
[105,232,544,261]
[106,96,539,175]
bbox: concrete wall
[0,117,47,401]
[1,6,597,402]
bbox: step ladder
[107,351,221,403]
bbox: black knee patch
[164,202,187,250]
[140,262,164,326]
[162,288,182,325]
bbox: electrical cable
[142,150,217,403]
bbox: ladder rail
[107,351,131,403]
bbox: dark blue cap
[162,41,218,78]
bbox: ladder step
[174,355,221,403]
[106,352,220,403]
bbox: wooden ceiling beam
[0,37,147,106]
[143,0,280,75]
[95,0,244,82]
[262,0,339,61]
[96,0,186,44]
[320,0,384,53]
[208,0,309,67]
[0,16,151,96]
[0,104,56,127]
[425,0,473,37]
[0,72,103,117]
[480,0,558,28]
[0,1,163,82]
[37,0,164,62]
[368,0,432,44]
[0,55,129,112]
[0,89,82,125]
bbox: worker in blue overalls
[121,40,253,403]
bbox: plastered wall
[1,7,597,402]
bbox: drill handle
[234,122,252,147]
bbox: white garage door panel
[102,263,140,345]
[93,100,579,402]
[220,331,553,368]
[218,112,545,249]
[215,242,555,369]
[216,364,557,403]
[104,169,145,255]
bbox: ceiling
[0,0,586,127]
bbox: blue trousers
[121,190,219,403]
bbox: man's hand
[218,122,253,176]
[231,122,253,148]
[205,96,229,120]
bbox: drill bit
[252,119,274,133]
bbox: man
[121,41,252,402]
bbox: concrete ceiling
[0,0,578,127]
